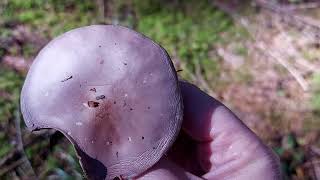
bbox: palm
[138,82,281,180]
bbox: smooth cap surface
[20,25,183,179]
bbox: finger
[179,81,221,141]
[167,130,204,176]
[136,157,202,180]
[179,81,281,179]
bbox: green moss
[0,142,12,158]
[17,10,44,23]
[0,132,13,158]
[22,43,36,58]
[233,44,248,56]
[0,28,12,39]
[2,0,98,38]
[36,143,82,179]
[46,155,60,172]
[135,0,233,81]
[66,144,82,173]
[0,68,23,122]
[201,58,221,83]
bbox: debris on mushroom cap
[20,25,183,179]
[96,95,106,100]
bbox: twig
[178,58,218,97]
[256,42,309,91]
[179,60,197,82]
[96,0,105,22]
[279,2,320,11]
[296,59,319,73]
[12,108,36,177]
[255,0,320,39]
[0,130,56,168]
[302,159,320,179]
[212,1,241,19]
[0,157,27,177]
[214,1,310,91]
[311,146,320,157]
[14,110,23,151]
[312,159,320,180]
[194,58,216,96]
[0,150,18,168]
[23,130,56,148]
[282,34,320,73]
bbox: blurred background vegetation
[0,0,320,179]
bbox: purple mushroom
[20,25,183,179]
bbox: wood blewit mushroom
[20,25,183,179]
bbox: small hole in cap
[113,176,121,180]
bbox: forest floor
[0,0,320,179]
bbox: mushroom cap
[20,25,183,179]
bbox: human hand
[137,81,281,180]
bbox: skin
[137,81,281,180]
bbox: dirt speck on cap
[61,75,73,82]
[88,101,99,108]
[96,95,106,100]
